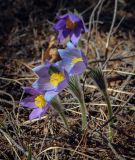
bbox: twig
[37,146,98,160]
[95,0,105,36]
[0,77,22,85]
[0,90,16,118]
[86,0,104,55]
[102,41,124,68]
[108,142,126,160]
[102,69,135,76]
[112,16,125,35]
[88,54,135,63]
[0,129,26,160]
[114,68,135,99]
[105,0,118,59]
[84,84,133,95]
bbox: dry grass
[0,0,135,159]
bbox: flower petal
[53,19,66,30]
[29,108,44,120]
[32,78,55,91]
[70,62,86,75]
[56,79,68,92]
[81,52,88,66]
[58,49,75,59]
[70,28,81,45]
[78,19,88,32]
[66,42,75,49]
[58,29,69,43]
[20,97,38,109]
[42,103,50,114]
[32,61,50,77]
[22,87,42,95]
[45,91,59,102]
[68,13,80,22]
[57,59,73,73]
[57,13,69,20]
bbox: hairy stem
[58,110,69,131]
[104,91,113,142]
[51,96,69,131]
[68,76,87,130]
[79,99,87,130]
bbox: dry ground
[0,0,135,160]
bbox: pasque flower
[53,13,87,45]
[58,42,87,76]
[32,61,69,101]
[20,87,50,120]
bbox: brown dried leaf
[42,35,60,63]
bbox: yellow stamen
[66,18,77,29]
[35,95,46,108]
[72,57,83,64]
[50,72,65,87]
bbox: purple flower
[53,13,87,45]
[58,42,87,76]
[32,61,69,101]
[20,87,50,120]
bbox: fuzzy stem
[104,91,113,142]
[68,76,87,130]
[79,99,87,130]
[58,110,69,131]
[51,97,69,131]
[51,105,69,131]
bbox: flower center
[66,18,77,29]
[50,72,65,87]
[35,95,46,108]
[72,57,83,64]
